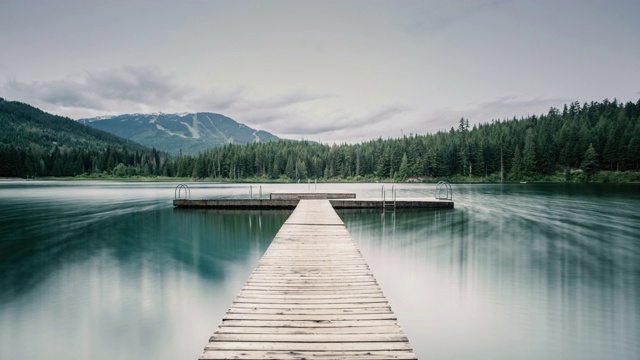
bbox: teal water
[0,181,638,359]
[342,183,640,360]
[0,181,291,359]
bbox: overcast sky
[1,0,639,143]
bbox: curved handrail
[175,183,191,199]
[435,181,452,200]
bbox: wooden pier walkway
[199,199,417,359]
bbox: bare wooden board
[230,302,390,309]
[213,325,405,335]
[219,319,403,328]
[200,350,417,360]
[205,341,413,351]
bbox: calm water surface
[0,181,638,359]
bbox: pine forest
[1,98,639,182]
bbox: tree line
[0,97,164,178]
[0,144,171,178]
[176,98,640,182]
[1,98,639,181]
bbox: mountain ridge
[79,112,280,156]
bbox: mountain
[78,112,280,156]
[0,98,168,178]
[0,98,147,152]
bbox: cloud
[0,65,410,143]
[251,91,334,110]
[466,95,574,122]
[247,105,407,137]
[0,66,331,122]
[252,105,411,144]
[406,95,575,138]
[401,0,511,35]
[2,66,192,117]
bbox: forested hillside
[0,98,171,177]
[1,97,638,182]
[174,98,640,182]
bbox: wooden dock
[199,199,417,360]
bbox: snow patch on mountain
[155,123,187,138]
[181,121,200,139]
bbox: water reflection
[341,184,640,360]
[1,182,639,360]
[0,183,290,359]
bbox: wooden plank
[213,325,405,335]
[246,276,377,281]
[204,341,413,351]
[244,277,377,283]
[242,282,380,287]
[248,272,375,277]
[237,291,385,297]
[219,319,402,328]
[236,291,386,297]
[198,199,415,359]
[226,308,393,315]
[245,276,377,282]
[233,298,389,304]
[240,284,380,290]
[200,350,417,360]
[222,313,398,321]
[253,263,370,267]
[230,302,390,309]
[210,333,408,342]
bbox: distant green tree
[603,128,620,171]
[192,154,208,178]
[113,163,127,177]
[285,157,295,179]
[581,143,599,177]
[296,160,308,179]
[424,147,437,177]
[522,128,537,176]
[397,153,410,181]
[509,145,523,180]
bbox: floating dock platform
[173,191,453,209]
[198,199,417,359]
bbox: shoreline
[2,172,639,184]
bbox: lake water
[0,181,638,359]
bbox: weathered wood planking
[199,200,416,360]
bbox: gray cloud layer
[2,1,639,143]
[0,64,619,144]
[1,66,364,138]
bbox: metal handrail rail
[175,184,191,199]
[382,185,397,210]
[435,181,452,200]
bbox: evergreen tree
[522,128,537,176]
[603,127,620,171]
[397,153,410,181]
[510,145,523,180]
[581,143,599,176]
[192,154,208,178]
[285,157,295,179]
